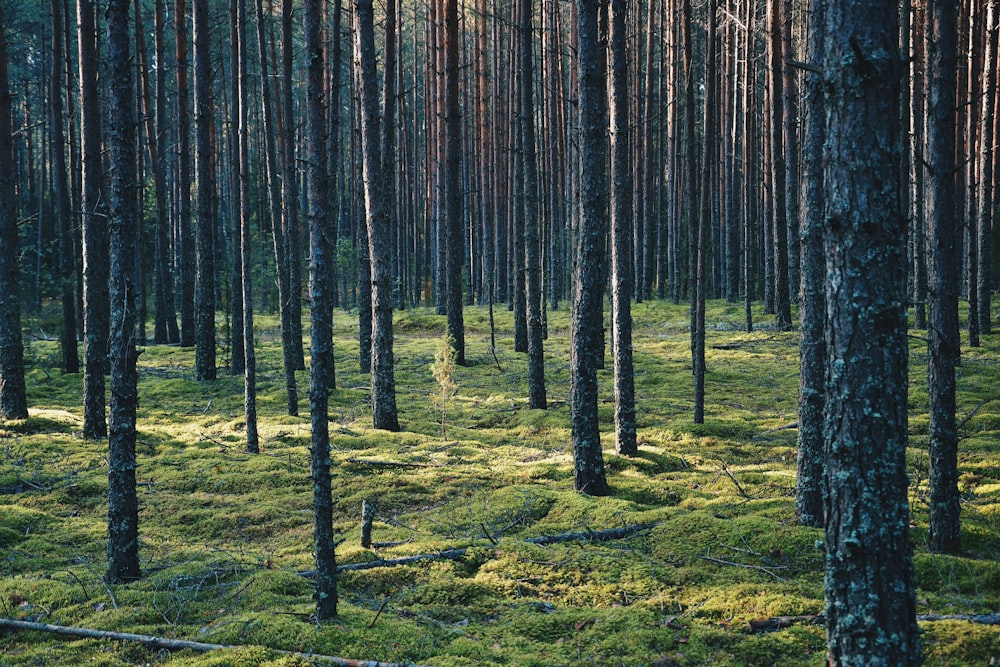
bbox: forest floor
[1,298,999,666]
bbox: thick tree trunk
[819,0,921,661]
[51,0,79,375]
[355,0,400,432]
[106,0,141,584]
[570,0,609,496]
[795,0,825,529]
[0,1,27,420]
[79,0,108,439]
[193,0,216,381]
[445,0,466,365]
[608,0,634,453]
[926,0,962,555]
[305,0,338,620]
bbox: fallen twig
[524,523,658,545]
[956,399,993,433]
[367,595,392,629]
[699,555,787,582]
[718,461,751,500]
[747,613,1000,633]
[344,457,435,469]
[0,618,431,667]
[751,422,798,441]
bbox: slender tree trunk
[911,0,928,330]
[355,0,400,432]
[795,0,825,529]
[608,0,634,453]
[80,0,108,438]
[51,0,79,375]
[926,0,962,555]
[176,0,195,347]
[106,0,141,585]
[977,0,996,335]
[768,0,792,330]
[0,1,27,420]
[519,0,545,406]
[193,0,216,381]
[820,0,921,660]
[282,0,305,370]
[151,0,177,344]
[445,0,467,364]
[571,0,609,497]
[305,0,338,619]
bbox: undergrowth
[1,298,999,666]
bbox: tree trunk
[926,0,962,555]
[0,0,27,420]
[519,0,545,407]
[282,0,305,371]
[977,0,996,335]
[355,0,400,432]
[151,0,177,344]
[106,0,141,584]
[608,0,634,453]
[176,0,195,347]
[768,0,792,331]
[819,0,921,661]
[79,0,108,439]
[445,0,467,365]
[193,0,216,381]
[570,0,609,496]
[795,0,825,529]
[51,0,79,375]
[305,0,338,620]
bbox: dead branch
[956,399,993,433]
[747,613,1000,633]
[751,422,798,441]
[344,457,435,469]
[367,596,392,629]
[0,618,431,667]
[718,461,751,500]
[699,555,787,582]
[524,523,658,545]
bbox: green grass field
[1,298,998,666]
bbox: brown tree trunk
[193,0,216,381]
[977,0,996,335]
[151,0,177,344]
[445,0,467,364]
[176,0,195,347]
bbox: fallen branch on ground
[699,555,787,582]
[751,422,798,441]
[343,457,435,469]
[523,523,658,545]
[747,613,1000,633]
[0,618,431,667]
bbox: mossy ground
[2,298,999,666]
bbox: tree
[445,0,466,365]
[608,0,634,453]
[0,0,28,421]
[926,0,961,554]
[818,0,921,660]
[520,0,545,408]
[176,0,195,347]
[570,0,609,496]
[193,0,216,382]
[51,0,79,375]
[355,0,400,432]
[281,0,305,371]
[305,0,337,620]
[767,0,792,331]
[977,0,997,336]
[106,0,142,584]
[795,0,825,529]
[80,0,108,439]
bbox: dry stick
[747,613,1000,633]
[0,618,431,667]
[344,457,435,469]
[523,523,658,545]
[367,595,392,629]
[718,461,751,500]
[751,422,798,441]
[699,555,788,582]
[956,399,993,432]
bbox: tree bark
[305,0,338,620]
[176,0,195,347]
[608,0,634,453]
[977,0,996,335]
[570,0,609,496]
[151,0,177,344]
[355,0,400,432]
[768,0,792,331]
[106,0,141,584]
[192,0,216,381]
[282,0,305,371]
[80,0,108,439]
[445,0,467,365]
[0,0,27,420]
[926,0,962,555]
[819,0,921,661]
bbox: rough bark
[106,0,141,584]
[977,0,996,335]
[795,0,825,529]
[79,0,108,439]
[926,0,961,555]
[305,0,338,620]
[520,0,545,407]
[282,0,305,371]
[355,0,400,432]
[0,0,27,420]
[192,0,216,381]
[445,0,467,365]
[820,0,921,661]
[570,0,609,496]
[176,0,195,347]
[768,0,792,331]
[51,0,79,375]
[152,0,177,344]
[608,0,634,453]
